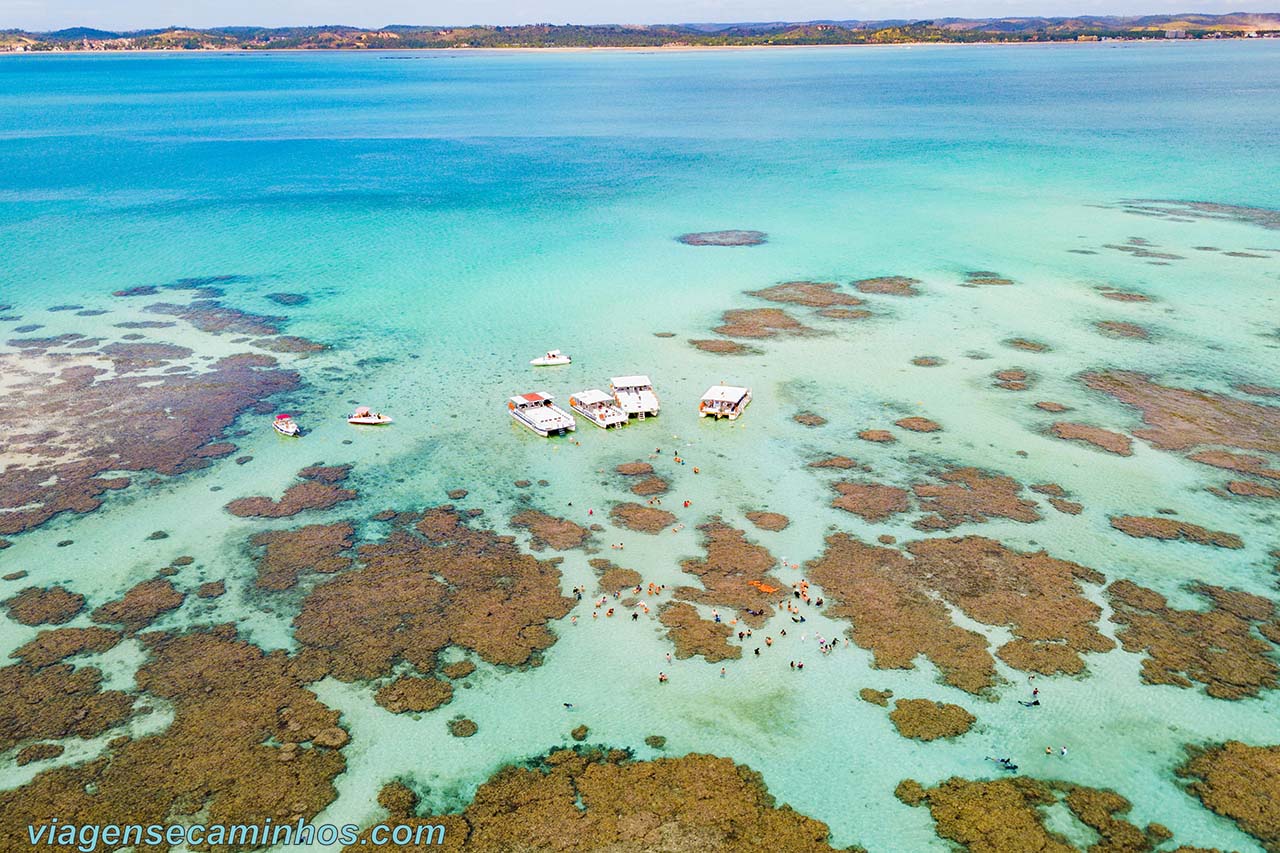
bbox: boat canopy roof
[275,413,293,420]
[572,389,613,405]
[544,349,563,356]
[611,375,652,388]
[512,392,552,405]
[353,406,371,416]
[702,385,750,404]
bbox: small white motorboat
[347,406,393,426]
[530,349,572,366]
[569,389,628,429]
[699,385,752,420]
[610,375,660,419]
[273,413,301,436]
[509,392,577,436]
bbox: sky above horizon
[0,0,1261,32]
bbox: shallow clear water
[1,42,1279,851]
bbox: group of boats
[511,351,751,437]
[272,350,751,440]
[272,406,392,437]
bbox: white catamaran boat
[273,413,301,436]
[530,349,572,366]
[508,392,577,436]
[610,375,660,419]
[347,406,393,426]
[699,385,752,420]
[569,389,628,429]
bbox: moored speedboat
[508,392,577,436]
[273,413,301,436]
[699,385,752,420]
[347,406,393,426]
[610,375,660,418]
[530,349,572,366]
[569,389,628,429]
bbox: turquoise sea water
[1,42,1279,851]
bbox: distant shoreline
[4,39,1275,57]
[4,15,1278,54]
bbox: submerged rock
[887,699,975,741]
[677,230,767,246]
[1178,741,1280,849]
[345,749,849,852]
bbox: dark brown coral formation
[1096,320,1151,340]
[1005,338,1050,353]
[896,416,941,433]
[0,627,348,846]
[858,429,896,443]
[809,455,866,470]
[831,481,911,522]
[293,507,574,681]
[1097,285,1153,302]
[793,411,827,427]
[448,717,478,737]
[91,578,186,633]
[912,467,1042,531]
[1187,450,1279,479]
[374,677,454,714]
[809,535,1111,693]
[808,535,996,694]
[748,281,864,308]
[16,743,65,766]
[345,749,846,853]
[1107,580,1279,699]
[858,688,892,706]
[11,626,122,668]
[1109,516,1243,549]
[0,663,135,752]
[225,465,357,518]
[609,503,676,534]
[745,511,790,532]
[659,602,741,662]
[442,661,476,680]
[510,510,591,551]
[629,476,669,497]
[2,585,85,626]
[589,559,643,594]
[690,338,758,355]
[713,307,816,339]
[251,522,355,591]
[0,347,298,535]
[615,461,653,477]
[898,775,1175,853]
[675,520,786,627]
[1051,422,1134,456]
[853,275,921,296]
[993,369,1033,391]
[887,699,975,741]
[1083,370,1280,454]
[1178,741,1280,850]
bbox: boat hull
[570,404,628,429]
[700,391,752,420]
[348,416,393,425]
[510,408,576,437]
